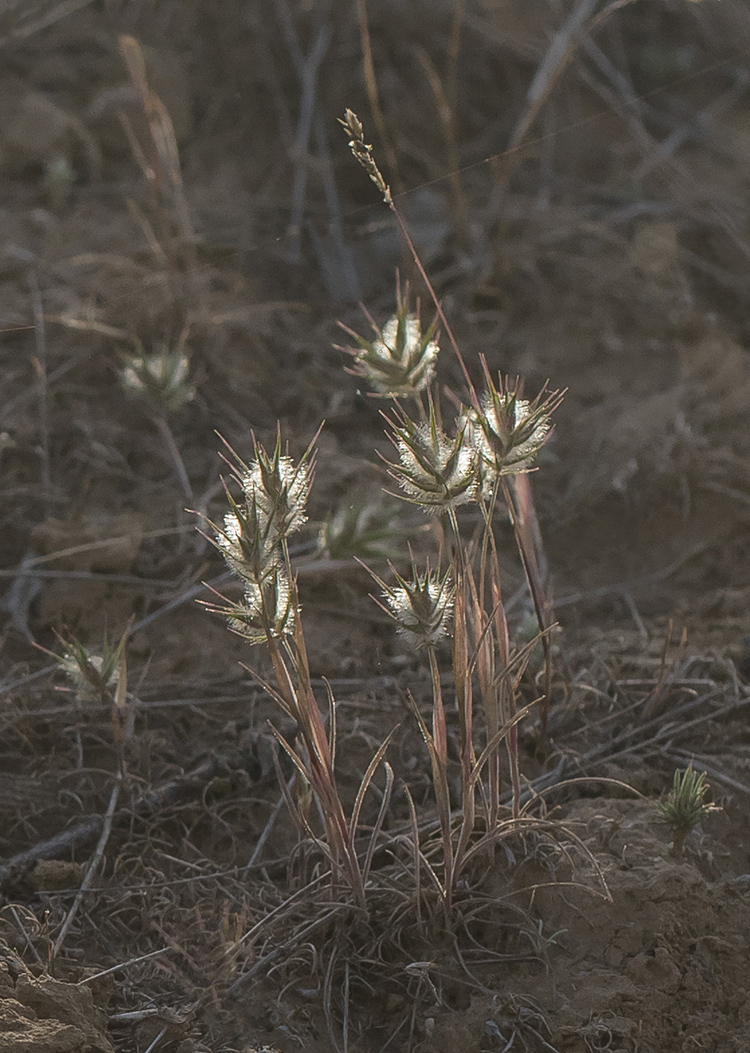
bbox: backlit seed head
[205,564,295,644]
[214,491,278,584]
[317,497,412,563]
[458,410,495,499]
[385,399,478,514]
[467,372,562,482]
[340,285,439,399]
[381,562,454,649]
[239,434,313,542]
[58,634,125,702]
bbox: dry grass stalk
[199,428,395,910]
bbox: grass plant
[198,113,571,949]
[659,765,718,857]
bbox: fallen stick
[0,749,261,892]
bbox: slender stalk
[449,562,476,900]
[391,206,477,405]
[53,651,131,959]
[427,644,453,918]
[502,478,553,742]
[27,268,50,498]
[155,415,193,500]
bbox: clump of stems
[198,427,392,909]
[339,110,565,916]
[200,112,565,921]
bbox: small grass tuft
[659,765,719,857]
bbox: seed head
[214,490,278,584]
[467,372,562,485]
[339,108,392,205]
[380,562,454,649]
[120,346,194,415]
[385,398,478,514]
[340,284,439,399]
[58,634,125,702]
[204,564,295,644]
[317,498,411,563]
[239,434,313,542]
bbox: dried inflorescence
[377,560,455,649]
[384,398,478,514]
[382,375,561,516]
[200,430,316,643]
[216,564,296,644]
[57,633,126,704]
[338,107,392,204]
[339,283,439,399]
[464,369,564,489]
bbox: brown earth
[1,1,749,1051]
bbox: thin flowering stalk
[426,644,452,909]
[405,648,453,918]
[365,556,456,913]
[265,583,367,906]
[422,645,454,918]
[339,108,477,405]
[466,565,500,828]
[469,364,562,743]
[449,563,476,891]
[491,562,522,820]
[474,479,522,821]
[501,475,554,742]
[258,586,369,907]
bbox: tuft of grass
[194,111,597,1037]
[199,113,568,929]
[659,765,718,857]
[197,426,394,910]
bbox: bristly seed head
[241,445,311,542]
[465,371,563,487]
[214,491,279,585]
[58,634,125,702]
[340,283,439,399]
[215,430,315,558]
[204,563,295,645]
[380,562,454,649]
[198,430,316,637]
[385,397,478,514]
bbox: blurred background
[1,0,749,656]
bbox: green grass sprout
[659,765,719,857]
